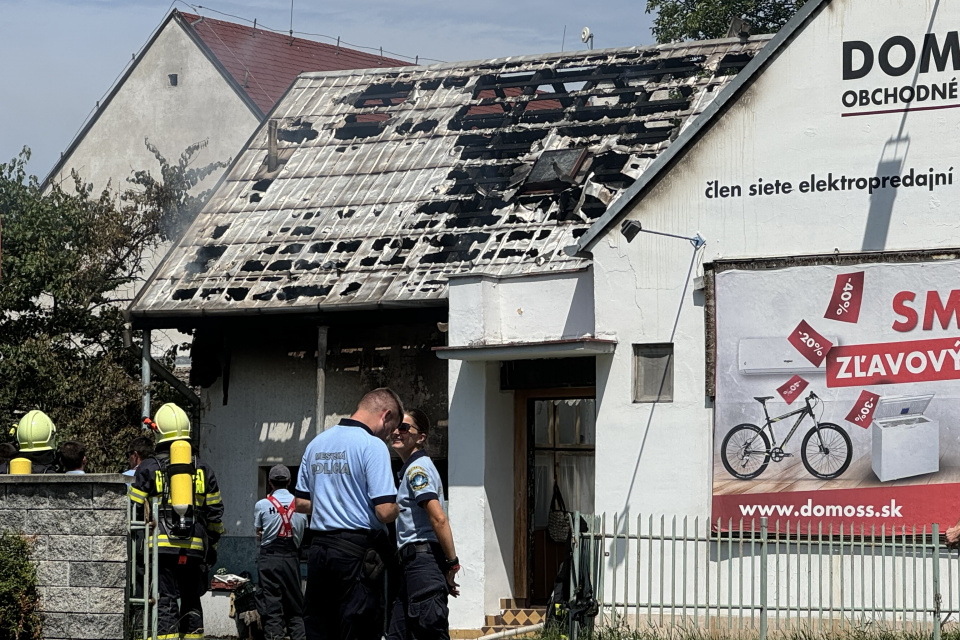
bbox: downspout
[142,330,151,421]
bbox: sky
[0,0,657,182]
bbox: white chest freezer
[871,394,939,482]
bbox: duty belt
[398,541,438,562]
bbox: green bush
[0,531,41,640]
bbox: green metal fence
[574,513,960,638]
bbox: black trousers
[387,543,450,640]
[157,555,205,639]
[304,530,388,640]
[257,539,306,640]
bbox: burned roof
[130,38,771,319]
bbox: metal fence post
[934,523,941,640]
[760,517,768,640]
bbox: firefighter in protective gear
[0,410,59,474]
[128,403,224,640]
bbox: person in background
[387,408,459,640]
[0,410,59,474]
[60,440,86,474]
[255,464,308,640]
[0,443,17,468]
[294,388,403,640]
[123,435,156,480]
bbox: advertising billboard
[714,258,960,531]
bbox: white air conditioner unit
[737,337,838,375]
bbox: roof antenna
[289,0,294,45]
[561,25,566,52]
[252,18,257,36]
[581,26,594,50]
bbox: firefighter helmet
[155,403,191,443]
[16,410,56,452]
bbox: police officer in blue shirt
[387,409,459,640]
[294,388,403,640]
[255,464,308,640]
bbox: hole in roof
[211,224,230,239]
[278,118,319,144]
[334,115,386,140]
[227,287,249,301]
[354,82,413,108]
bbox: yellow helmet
[16,410,57,452]
[155,403,191,443]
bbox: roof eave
[128,297,448,328]
[571,0,833,254]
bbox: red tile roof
[178,11,410,114]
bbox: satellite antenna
[581,26,594,50]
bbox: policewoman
[294,388,403,640]
[255,464,307,640]
[128,403,224,640]
[387,408,459,640]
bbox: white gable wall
[591,0,960,519]
[48,20,257,194]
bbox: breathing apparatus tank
[9,458,31,474]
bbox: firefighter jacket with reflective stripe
[127,450,225,557]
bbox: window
[168,73,179,87]
[633,343,674,403]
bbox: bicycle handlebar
[807,391,819,400]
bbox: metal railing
[572,513,960,638]
[127,497,159,640]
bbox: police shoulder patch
[406,466,430,491]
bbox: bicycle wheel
[721,424,771,480]
[801,422,852,479]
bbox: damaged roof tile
[131,38,771,317]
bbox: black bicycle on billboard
[721,391,852,480]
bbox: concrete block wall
[0,474,129,640]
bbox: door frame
[513,386,595,601]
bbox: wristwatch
[444,556,460,571]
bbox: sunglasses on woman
[397,422,418,433]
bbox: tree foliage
[0,142,224,473]
[646,0,807,43]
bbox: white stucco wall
[48,19,257,195]
[591,0,960,520]
[448,269,595,346]
[447,360,515,630]
[198,339,318,539]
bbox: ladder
[127,497,159,639]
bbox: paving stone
[29,534,48,559]
[3,483,93,510]
[70,561,125,588]
[47,535,92,561]
[0,508,26,532]
[39,585,88,612]
[35,560,70,586]
[70,613,124,640]
[87,587,125,614]
[92,484,127,510]
[90,535,127,562]
[41,612,70,639]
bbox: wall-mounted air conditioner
[737,337,838,375]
